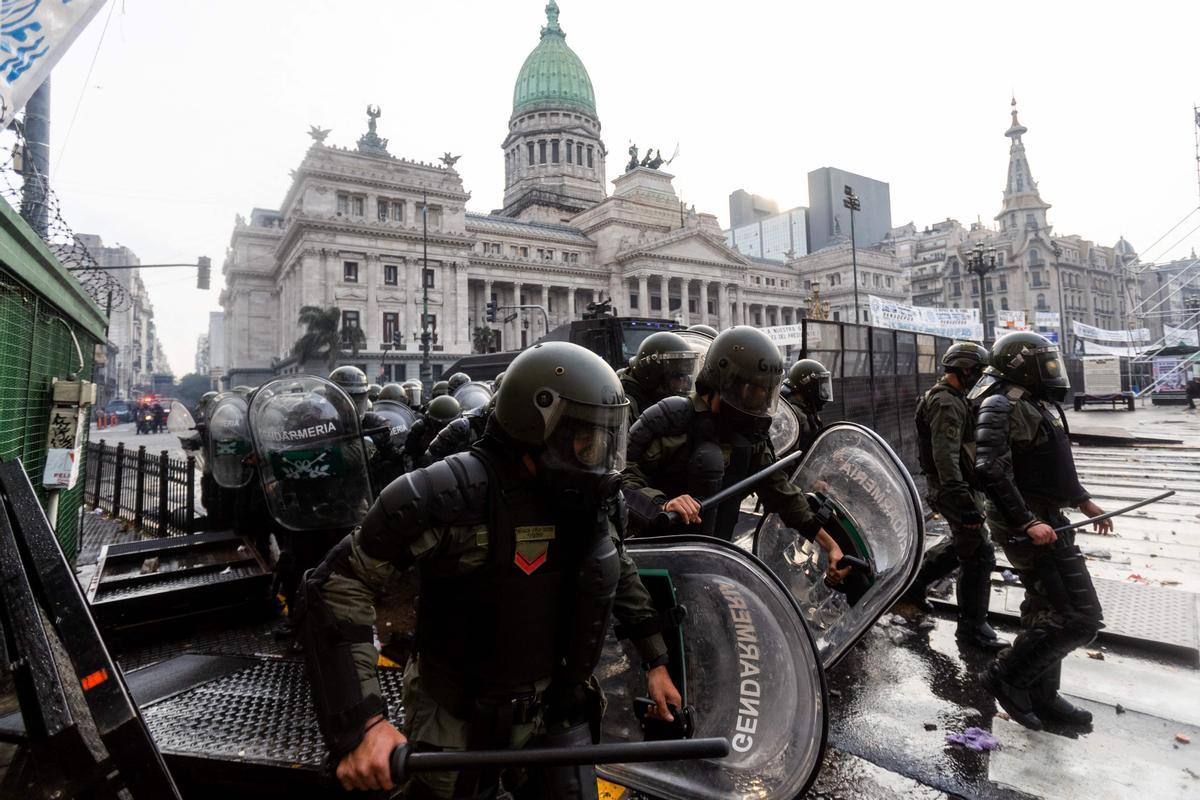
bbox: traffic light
[485,300,497,323]
[197,256,211,290]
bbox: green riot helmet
[367,383,383,403]
[941,341,990,391]
[631,331,700,400]
[988,331,1070,403]
[447,372,472,393]
[378,382,409,406]
[698,326,785,424]
[329,366,370,415]
[786,358,833,410]
[431,380,451,399]
[688,324,719,339]
[492,371,506,393]
[494,342,629,500]
[426,395,462,428]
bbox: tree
[292,305,366,372]
[174,372,212,412]
[472,326,496,354]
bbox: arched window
[1036,293,1047,310]
[986,299,995,314]
[1029,247,1041,265]
[1000,297,1009,310]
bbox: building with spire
[886,99,1140,351]
[219,2,808,387]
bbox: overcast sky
[33,0,1200,377]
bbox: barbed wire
[0,122,131,313]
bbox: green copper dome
[512,1,596,117]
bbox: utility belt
[417,653,546,725]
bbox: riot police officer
[901,342,1006,651]
[402,380,424,409]
[687,324,718,338]
[406,395,462,468]
[447,372,472,394]
[972,332,1109,729]
[367,383,383,405]
[430,380,451,400]
[330,366,371,416]
[622,327,850,580]
[781,358,831,455]
[298,342,682,797]
[616,331,700,422]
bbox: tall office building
[807,167,892,253]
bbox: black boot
[956,558,1007,651]
[900,540,959,613]
[1031,663,1093,726]
[980,663,1043,730]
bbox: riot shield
[597,537,826,800]
[752,422,923,668]
[248,376,373,532]
[167,400,195,435]
[168,400,206,473]
[769,401,801,457]
[205,393,253,488]
[369,399,416,447]
[451,381,493,412]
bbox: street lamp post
[843,186,861,324]
[966,243,998,344]
[418,190,433,391]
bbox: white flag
[0,0,107,127]
[1035,311,1060,329]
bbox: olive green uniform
[313,516,666,797]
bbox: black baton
[654,449,808,529]
[390,737,731,785]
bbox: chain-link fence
[86,441,196,537]
[801,319,952,471]
[0,273,98,561]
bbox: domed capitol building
[219,1,810,386]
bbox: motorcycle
[136,411,155,435]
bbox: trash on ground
[1001,569,1020,584]
[1087,650,1105,660]
[1115,704,1126,715]
[923,722,937,731]
[140,556,160,574]
[945,727,1001,752]
[1177,733,1192,745]
[1083,548,1112,560]
[1126,574,1151,585]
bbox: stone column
[511,282,523,350]
[455,262,469,352]
[571,286,579,320]
[679,279,690,325]
[699,282,710,326]
[657,275,669,319]
[540,284,549,336]
[407,257,419,345]
[717,283,729,329]
[638,274,649,316]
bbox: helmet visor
[718,362,782,418]
[542,397,629,475]
[816,372,834,403]
[660,352,700,396]
[1034,346,1069,389]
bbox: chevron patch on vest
[514,525,555,575]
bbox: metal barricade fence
[86,440,196,536]
[798,320,953,472]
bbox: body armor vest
[914,382,975,487]
[1013,401,1087,506]
[414,437,618,714]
